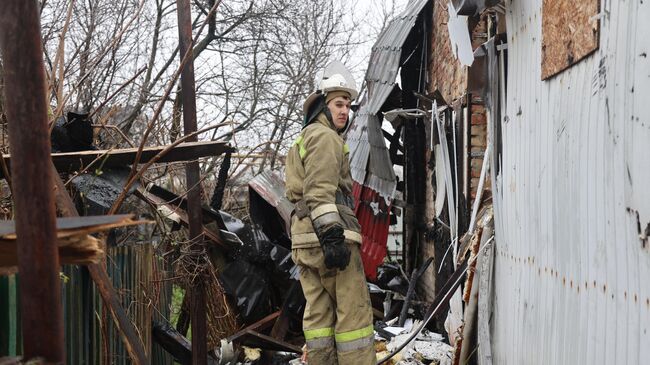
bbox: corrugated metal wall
[490,0,650,364]
[1,243,174,363]
[104,244,154,364]
[0,275,20,356]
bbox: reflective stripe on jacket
[285,112,361,249]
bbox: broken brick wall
[428,5,490,199]
[429,1,467,103]
[469,14,490,200]
[419,5,490,312]
[469,100,488,198]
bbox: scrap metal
[135,187,232,250]
[248,170,294,236]
[347,0,429,279]
[378,235,494,365]
[398,257,434,327]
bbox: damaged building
[347,0,650,363]
[1,0,649,364]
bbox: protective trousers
[292,243,375,365]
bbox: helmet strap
[323,106,333,125]
[304,94,326,128]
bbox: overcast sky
[335,0,409,85]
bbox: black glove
[317,225,351,270]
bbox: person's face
[327,96,352,130]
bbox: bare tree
[33,0,374,212]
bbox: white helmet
[302,61,358,116]
[320,73,359,100]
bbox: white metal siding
[490,0,650,363]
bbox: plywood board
[0,140,234,179]
[541,0,599,79]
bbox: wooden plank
[235,330,302,354]
[477,226,494,365]
[0,215,151,267]
[0,214,140,237]
[152,321,220,365]
[87,264,149,364]
[152,321,192,364]
[0,140,233,178]
[476,226,494,365]
[541,0,600,79]
[227,311,280,342]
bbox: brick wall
[469,13,489,198]
[429,1,467,103]
[427,5,489,199]
[470,99,489,198]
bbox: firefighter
[286,61,375,365]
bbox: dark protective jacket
[285,112,361,249]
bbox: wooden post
[175,1,208,363]
[0,1,64,361]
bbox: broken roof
[347,0,429,201]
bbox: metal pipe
[175,0,207,363]
[0,1,64,361]
[398,269,419,327]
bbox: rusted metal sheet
[488,0,650,363]
[0,140,234,179]
[0,1,63,360]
